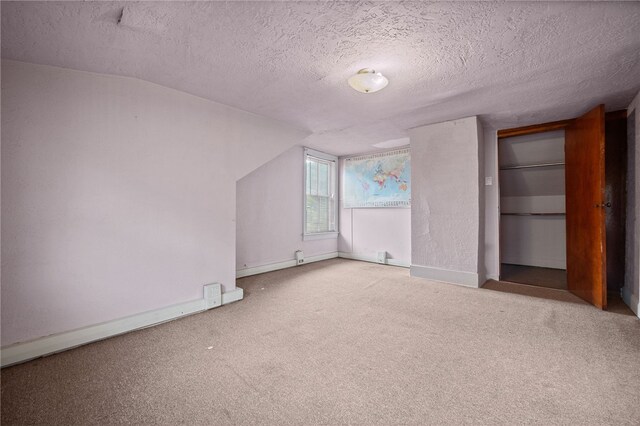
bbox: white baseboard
[410,264,480,288]
[337,251,410,268]
[222,287,244,304]
[236,252,338,278]
[1,288,244,368]
[621,286,639,318]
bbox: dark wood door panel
[565,105,607,309]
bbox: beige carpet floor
[2,259,639,425]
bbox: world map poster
[343,148,411,208]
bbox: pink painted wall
[1,60,307,346]
[236,146,337,270]
[338,157,411,265]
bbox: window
[304,148,338,239]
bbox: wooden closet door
[565,104,607,309]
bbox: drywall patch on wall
[409,116,481,286]
[0,60,306,346]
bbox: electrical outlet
[203,283,222,309]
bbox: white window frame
[303,148,338,241]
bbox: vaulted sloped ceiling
[2,1,639,155]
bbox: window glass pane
[309,160,318,196]
[318,162,328,196]
[306,160,311,195]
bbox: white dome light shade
[347,68,389,93]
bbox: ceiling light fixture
[347,68,389,94]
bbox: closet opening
[498,129,567,290]
[497,109,628,308]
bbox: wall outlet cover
[203,283,222,309]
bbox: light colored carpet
[2,258,639,425]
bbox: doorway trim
[496,119,571,283]
[498,119,572,139]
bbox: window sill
[303,232,339,241]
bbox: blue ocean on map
[343,149,411,208]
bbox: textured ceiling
[2,1,640,155]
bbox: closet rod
[501,212,566,216]
[499,161,565,170]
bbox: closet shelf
[501,212,566,216]
[499,161,565,170]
